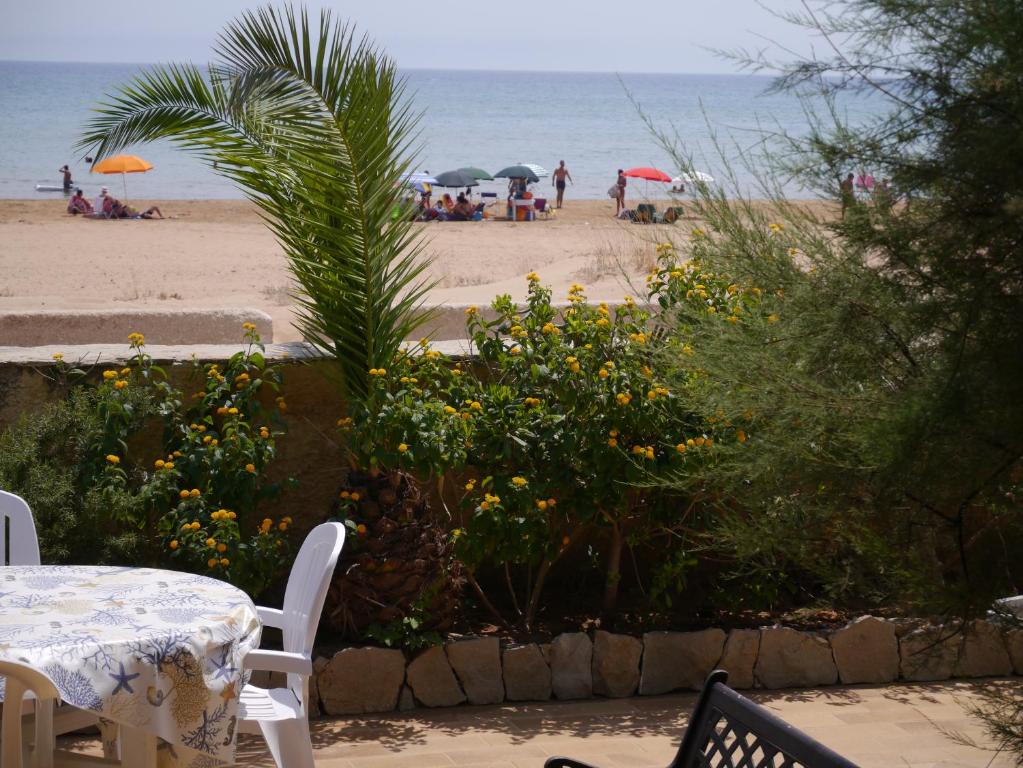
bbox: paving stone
[899,625,959,682]
[503,644,552,701]
[1006,629,1023,675]
[755,627,838,689]
[718,629,760,689]
[954,620,1013,678]
[831,616,899,684]
[318,647,406,715]
[592,631,642,698]
[446,637,504,705]
[550,632,593,700]
[407,646,466,707]
[639,629,726,695]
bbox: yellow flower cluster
[368,367,387,376]
[102,370,118,380]
[106,454,120,465]
[511,476,528,487]
[616,393,632,406]
[127,332,145,345]
[211,508,236,521]
[526,271,540,283]
[541,322,559,335]
[52,352,64,361]
[510,325,527,338]
[339,490,361,501]
[565,356,581,373]
[398,443,409,453]
[631,445,655,460]
[179,488,201,499]
[629,332,646,345]
[465,305,478,316]
[336,417,353,428]
[535,497,557,511]
[181,520,202,531]
[242,322,257,331]
[523,397,541,408]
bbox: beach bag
[607,185,620,199]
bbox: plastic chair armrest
[256,606,285,629]
[243,649,312,677]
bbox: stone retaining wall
[303,617,1023,716]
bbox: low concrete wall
[0,340,468,534]
[0,308,273,346]
[302,617,1023,716]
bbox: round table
[0,565,260,767]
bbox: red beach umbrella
[622,167,672,182]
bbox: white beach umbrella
[404,171,439,186]
[672,171,715,185]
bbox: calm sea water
[0,61,885,200]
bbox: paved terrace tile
[60,680,1019,767]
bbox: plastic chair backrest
[0,491,41,566]
[0,659,60,768]
[280,522,346,660]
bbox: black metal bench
[545,670,857,768]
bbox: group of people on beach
[66,186,163,219]
[839,172,894,218]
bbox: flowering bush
[340,271,759,626]
[46,326,292,597]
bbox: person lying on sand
[102,196,164,219]
[67,189,94,215]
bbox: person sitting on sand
[441,193,455,212]
[67,188,93,215]
[450,193,475,221]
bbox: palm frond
[78,3,433,403]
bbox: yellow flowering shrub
[53,326,292,597]
[345,275,734,626]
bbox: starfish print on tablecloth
[110,662,141,695]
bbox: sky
[0,0,816,74]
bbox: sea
[0,61,886,200]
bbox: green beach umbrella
[493,165,539,183]
[433,169,479,188]
[458,166,494,181]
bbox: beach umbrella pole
[122,172,128,200]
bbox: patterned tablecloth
[0,565,260,767]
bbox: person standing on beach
[615,169,627,215]
[58,165,72,192]
[552,160,572,209]
[840,173,855,218]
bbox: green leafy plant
[2,328,292,597]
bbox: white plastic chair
[238,522,346,768]
[0,493,104,762]
[0,491,41,566]
[1,659,58,768]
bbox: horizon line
[0,58,778,79]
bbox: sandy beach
[0,197,832,343]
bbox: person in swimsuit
[67,189,93,215]
[616,169,627,215]
[552,160,573,209]
[840,173,855,219]
[58,165,73,192]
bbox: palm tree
[78,4,434,404]
[79,5,458,634]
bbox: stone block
[407,645,466,707]
[899,625,959,682]
[1005,629,1023,675]
[308,655,329,719]
[550,632,593,700]
[446,637,504,705]
[503,644,552,701]
[640,629,726,695]
[831,616,899,684]
[318,647,406,715]
[399,685,416,711]
[592,631,642,698]
[954,620,1013,678]
[755,627,838,689]
[718,630,760,689]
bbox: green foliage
[341,273,741,627]
[646,0,1023,617]
[0,329,292,597]
[78,5,433,404]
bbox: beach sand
[0,197,833,342]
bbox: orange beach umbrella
[90,154,153,198]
